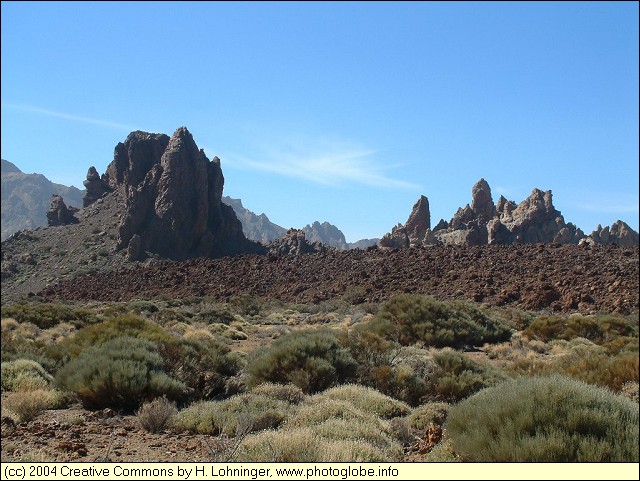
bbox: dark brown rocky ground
[39,243,638,315]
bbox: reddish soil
[40,244,639,315]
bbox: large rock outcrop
[495,188,583,244]
[46,195,79,226]
[91,127,264,260]
[380,195,434,248]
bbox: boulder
[46,195,79,226]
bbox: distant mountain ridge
[221,196,287,243]
[1,159,85,241]
[222,197,379,249]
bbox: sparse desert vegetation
[1,295,638,462]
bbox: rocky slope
[1,127,265,300]
[1,160,84,241]
[381,179,638,248]
[38,243,639,315]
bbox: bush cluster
[370,295,511,348]
[337,328,432,405]
[1,302,94,329]
[2,389,67,423]
[56,336,186,411]
[446,375,639,462]
[62,314,242,402]
[427,349,507,402]
[308,384,411,419]
[510,341,639,392]
[407,402,450,430]
[1,359,53,392]
[174,392,292,436]
[63,314,173,356]
[232,396,403,462]
[524,314,637,344]
[247,329,357,393]
[158,337,242,400]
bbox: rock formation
[88,127,264,261]
[46,195,79,226]
[382,179,602,247]
[104,132,170,195]
[267,228,328,256]
[380,195,434,248]
[82,167,111,207]
[589,221,639,247]
[471,178,497,223]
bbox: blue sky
[2,1,638,242]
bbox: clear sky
[2,1,638,242]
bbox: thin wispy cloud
[2,102,137,131]
[222,141,421,190]
[577,202,639,215]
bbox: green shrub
[249,383,305,404]
[194,307,236,325]
[1,302,94,329]
[136,397,178,433]
[310,384,411,419]
[371,295,511,348]
[126,300,160,314]
[232,427,401,463]
[620,382,639,403]
[64,314,173,356]
[247,329,357,393]
[3,389,65,423]
[556,346,639,392]
[229,295,262,316]
[231,428,321,462]
[158,337,242,400]
[446,375,639,462]
[524,314,637,345]
[56,336,185,411]
[422,438,461,462]
[1,359,53,392]
[510,343,639,392]
[286,399,383,429]
[338,328,431,405]
[310,418,397,452]
[408,402,450,430]
[173,392,291,435]
[427,349,507,402]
